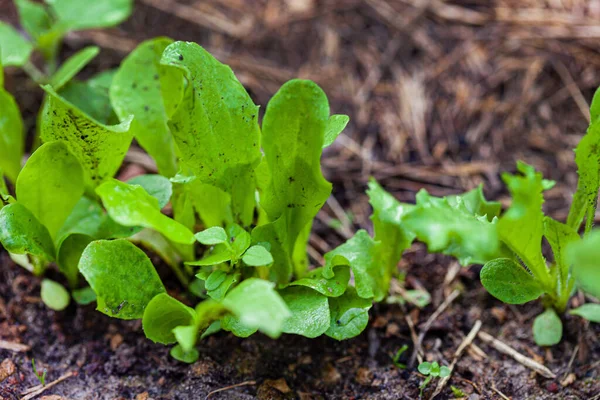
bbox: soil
[1,0,600,399]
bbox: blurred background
[1,0,598,235]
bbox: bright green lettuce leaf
[72,286,96,305]
[569,304,600,322]
[127,174,173,209]
[14,0,52,40]
[228,224,251,260]
[96,179,195,244]
[0,22,33,67]
[187,245,231,267]
[323,114,349,147]
[170,184,196,261]
[402,189,500,266]
[0,203,55,260]
[532,309,563,346]
[79,239,166,319]
[57,233,92,288]
[50,46,100,90]
[57,78,119,125]
[325,287,372,340]
[446,185,501,221]
[323,230,383,301]
[188,182,232,228]
[170,344,199,364]
[253,79,332,283]
[367,179,415,294]
[206,271,240,301]
[498,162,551,288]
[565,230,600,298]
[111,37,182,177]
[221,278,290,338]
[40,85,133,191]
[221,315,257,337]
[40,279,70,311]
[283,265,350,297]
[0,86,24,182]
[16,141,84,239]
[162,42,261,225]
[292,222,312,278]
[195,227,228,245]
[279,286,330,338]
[56,196,107,240]
[242,245,273,267]
[480,258,544,304]
[0,170,10,210]
[46,0,133,31]
[174,299,227,351]
[142,293,196,344]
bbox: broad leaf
[565,231,600,298]
[162,42,261,225]
[242,245,273,267]
[57,233,92,288]
[47,0,133,31]
[40,85,133,191]
[480,258,544,304]
[127,174,173,209]
[569,304,600,323]
[283,265,350,297]
[323,114,349,147]
[16,141,84,239]
[279,286,330,338]
[79,239,166,319]
[221,278,290,338]
[96,179,195,244]
[195,227,228,245]
[188,181,232,228]
[142,293,196,344]
[111,38,182,176]
[228,224,251,261]
[50,46,100,90]
[40,279,70,311]
[532,309,563,346]
[187,245,231,267]
[325,287,372,340]
[0,203,55,260]
[0,22,33,66]
[0,87,24,182]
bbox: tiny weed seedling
[418,361,450,397]
[391,344,409,369]
[31,358,46,386]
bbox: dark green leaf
[325,287,372,340]
[0,87,24,182]
[127,174,173,209]
[532,309,563,346]
[0,22,32,66]
[279,286,330,338]
[47,0,133,31]
[0,203,55,260]
[323,114,349,147]
[57,233,92,288]
[283,265,350,297]
[72,286,96,305]
[40,279,70,311]
[50,46,100,90]
[480,258,544,304]
[142,293,196,344]
[569,304,600,323]
[170,344,199,364]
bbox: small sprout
[418,361,451,397]
[31,358,46,386]
[451,385,467,398]
[391,344,408,369]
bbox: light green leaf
[57,233,92,288]
[221,278,290,338]
[0,203,55,260]
[439,366,451,378]
[325,287,372,340]
[569,304,600,322]
[480,258,544,304]
[323,230,383,301]
[78,239,166,319]
[323,114,349,147]
[283,265,350,297]
[221,315,257,337]
[142,293,196,344]
[279,286,330,338]
[446,185,501,221]
[174,299,227,351]
[14,0,52,40]
[188,182,232,228]
[72,286,96,305]
[533,309,563,346]
[206,271,240,301]
[0,21,33,66]
[187,245,231,267]
[0,87,24,182]
[127,174,173,209]
[96,179,195,245]
[40,85,133,191]
[565,230,600,298]
[543,217,579,308]
[50,46,100,90]
[57,79,119,125]
[170,344,199,364]
[228,224,251,260]
[41,279,70,311]
[16,141,84,239]
[162,42,261,225]
[242,245,273,267]
[195,226,228,245]
[418,362,432,375]
[498,162,551,287]
[47,0,133,31]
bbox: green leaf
[242,245,273,267]
[174,299,227,351]
[254,79,332,282]
[170,344,199,364]
[56,196,105,240]
[221,315,257,337]
[0,21,33,66]
[14,0,52,40]
[57,233,92,288]
[96,179,195,245]
[127,174,173,209]
[480,258,544,304]
[439,366,451,378]
[79,239,166,319]
[57,79,119,125]
[187,245,231,267]
[40,279,70,311]
[142,293,196,344]
[195,227,228,245]
[72,286,96,305]
[206,271,240,301]
[188,182,232,228]
[323,230,383,301]
[221,278,290,338]
[402,189,501,266]
[498,162,551,287]
[111,38,182,177]
[418,362,432,375]
[228,224,251,260]
[0,203,55,260]
[323,114,349,147]
[40,85,133,191]
[569,304,600,323]
[130,229,185,284]
[162,42,261,225]
[283,265,350,297]
[446,185,501,222]
[0,87,24,182]
[50,46,100,90]
[533,309,563,346]
[565,230,600,298]
[279,286,330,338]
[325,287,372,340]
[47,0,133,31]
[16,141,84,239]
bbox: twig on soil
[490,382,511,400]
[430,320,482,399]
[21,371,76,400]
[477,331,556,379]
[205,380,256,399]
[409,289,460,367]
[0,340,30,352]
[563,344,579,380]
